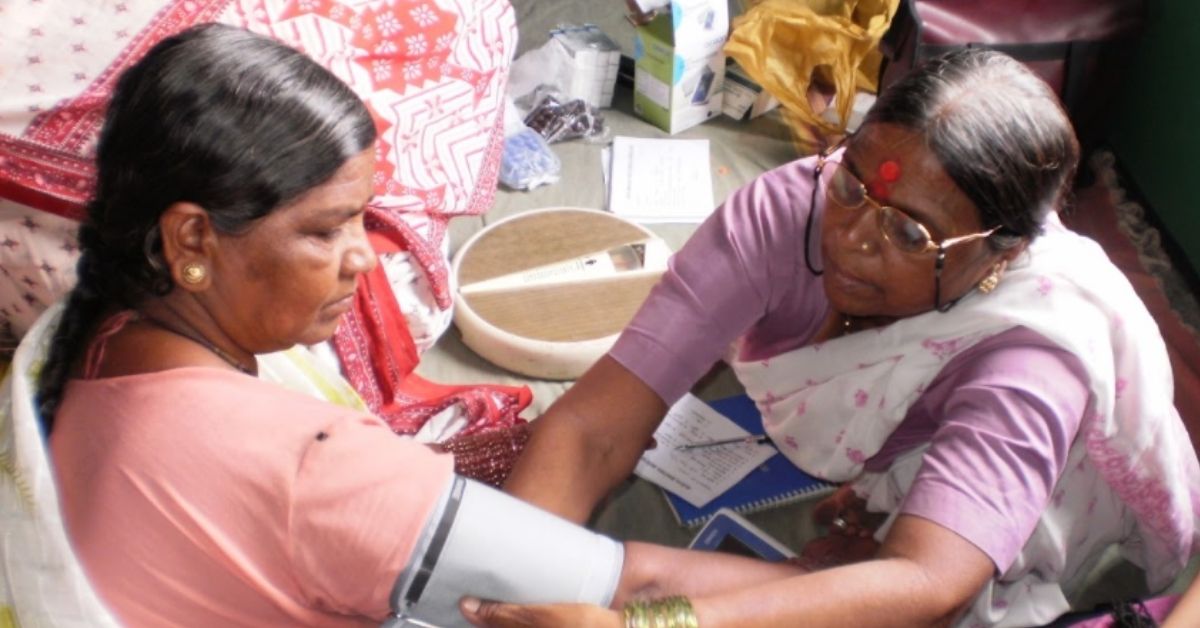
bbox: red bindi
[868,179,890,201]
[878,160,901,183]
[867,160,902,201]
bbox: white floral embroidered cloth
[731,215,1200,626]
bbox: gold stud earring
[977,260,1007,294]
[181,263,207,285]
[859,242,871,252]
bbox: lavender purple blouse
[609,155,1090,573]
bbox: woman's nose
[842,204,879,252]
[344,224,377,276]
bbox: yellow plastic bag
[725,0,898,138]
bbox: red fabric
[1,0,513,300]
[332,229,530,436]
[1,0,527,436]
[1,0,231,221]
[277,0,460,97]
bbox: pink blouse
[52,367,454,626]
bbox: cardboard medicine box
[721,60,780,121]
[633,0,728,134]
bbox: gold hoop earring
[181,263,207,285]
[977,260,1007,294]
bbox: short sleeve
[898,339,1090,572]
[288,414,455,619]
[609,158,828,404]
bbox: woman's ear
[158,202,216,291]
[998,239,1030,264]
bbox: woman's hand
[798,485,884,569]
[460,597,621,628]
[813,484,885,538]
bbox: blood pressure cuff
[384,476,624,627]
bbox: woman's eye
[895,221,928,248]
[830,169,863,206]
[881,209,930,251]
[311,227,342,241]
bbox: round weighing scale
[452,207,671,379]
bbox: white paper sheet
[607,136,715,223]
[635,394,776,508]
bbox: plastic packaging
[521,88,609,144]
[498,97,561,191]
[547,24,621,108]
[724,0,897,134]
[508,24,620,110]
[499,129,562,190]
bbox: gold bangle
[623,599,647,628]
[622,596,698,628]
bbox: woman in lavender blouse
[477,49,1200,627]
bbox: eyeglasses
[817,155,998,255]
[804,143,1005,312]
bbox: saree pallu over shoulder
[731,216,1199,624]
[0,303,121,626]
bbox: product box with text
[722,60,780,121]
[632,0,728,134]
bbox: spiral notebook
[663,394,835,528]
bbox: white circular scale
[452,207,671,379]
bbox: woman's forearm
[504,355,667,523]
[615,542,805,606]
[459,517,994,627]
[687,557,967,628]
[502,407,622,523]
[686,515,992,627]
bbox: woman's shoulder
[939,327,1087,382]
[64,366,381,434]
[716,154,824,256]
[763,153,821,180]
[925,327,1091,421]
[739,154,821,209]
[706,153,822,258]
[57,367,443,489]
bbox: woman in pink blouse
[22,24,801,627]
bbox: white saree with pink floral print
[731,214,1200,627]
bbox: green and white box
[633,0,728,134]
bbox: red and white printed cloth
[0,0,530,434]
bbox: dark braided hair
[864,48,1080,251]
[36,23,376,432]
